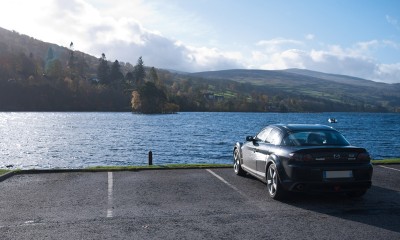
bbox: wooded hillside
[1,26,399,113]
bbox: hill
[1,26,399,112]
[189,69,400,112]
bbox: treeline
[0,46,130,111]
[0,28,396,113]
[165,77,389,113]
[0,47,389,113]
[0,34,179,113]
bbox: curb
[1,163,397,182]
[0,171,15,182]
[0,165,232,182]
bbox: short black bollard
[148,151,153,165]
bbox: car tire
[346,190,367,198]
[233,148,246,176]
[266,163,286,200]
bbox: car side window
[256,127,272,142]
[266,129,283,145]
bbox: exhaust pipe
[296,184,305,191]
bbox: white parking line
[206,169,247,198]
[107,172,113,218]
[380,165,400,172]
[206,169,268,211]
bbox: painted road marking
[380,165,400,172]
[107,172,113,218]
[206,169,248,199]
[206,169,270,212]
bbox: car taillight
[290,153,314,162]
[357,152,371,161]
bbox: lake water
[0,112,399,169]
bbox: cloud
[386,15,400,30]
[0,0,241,72]
[305,34,315,40]
[375,63,400,82]
[382,40,400,50]
[94,35,243,72]
[65,0,244,72]
[1,0,399,83]
[256,38,303,53]
[249,40,400,83]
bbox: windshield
[282,130,350,146]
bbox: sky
[1,0,400,83]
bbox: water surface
[0,112,398,169]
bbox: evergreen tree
[137,82,167,113]
[76,56,88,76]
[125,72,134,88]
[133,56,145,86]
[68,50,75,70]
[148,67,161,86]
[46,47,54,62]
[45,47,55,73]
[46,59,63,79]
[68,42,75,70]
[97,53,109,84]
[110,60,123,82]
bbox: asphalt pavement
[0,165,399,239]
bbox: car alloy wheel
[267,164,278,196]
[266,163,286,199]
[233,149,245,176]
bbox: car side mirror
[246,136,255,142]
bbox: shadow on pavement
[281,185,400,233]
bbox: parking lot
[1,165,399,239]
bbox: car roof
[271,124,337,132]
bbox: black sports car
[233,124,373,200]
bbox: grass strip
[1,160,399,175]
[372,159,400,165]
[86,163,231,171]
[0,169,10,175]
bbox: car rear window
[282,130,350,146]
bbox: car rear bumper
[285,180,372,193]
[280,162,373,193]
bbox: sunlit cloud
[257,38,303,48]
[0,0,399,83]
[375,63,400,81]
[305,34,315,40]
[248,39,400,83]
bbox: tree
[46,47,55,62]
[67,42,75,70]
[97,53,109,84]
[148,67,161,86]
[110,60,124,84]
[46,59,63,79]
[124,72,134,89]
[16,53,36,78]
[45,47,55,73]
[135,82,167,113]
[76,55,88,76]
[68,50,75,70]
[133,56,145,86]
